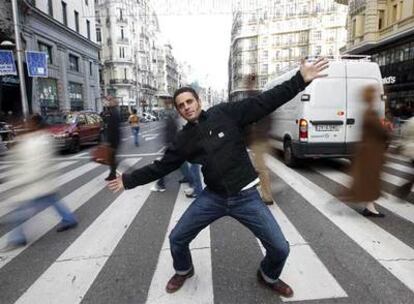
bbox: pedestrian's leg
[179,162,192,184]
[190,164,203,195]
[136,126,140,146]
[169,190,225,274]
[252,141,274,204]
[157,176,166,189]
[229,189,289,282]
[109,147,118,177]
[48,193,77,225]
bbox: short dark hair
[173,87,199,107]
[132,109,137,114]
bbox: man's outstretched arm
[223,58,329,127]
[107,144,185,193]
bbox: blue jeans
[131,126,140,146]
[169,187,289,282]
[7,193,77,243]
[189,164,203,195]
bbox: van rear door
[307,63,347,145]
[345,62,384,143]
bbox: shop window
[69,82,83,111]
[38,78,58,114]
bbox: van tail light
[299,119,308,142]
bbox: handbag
[90,144,114,165]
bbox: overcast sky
[153,1,233,91]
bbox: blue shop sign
[0,50,17,76]
[26,51,48,77]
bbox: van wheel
[284,140,298,167]
[69,137,80,153]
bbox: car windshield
[45,114,76,125]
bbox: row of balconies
[109,79,137,85]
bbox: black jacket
[122,71,307,196]
[106,107,121,148]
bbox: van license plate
[315,125,338,131]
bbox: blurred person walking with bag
[344,85,390,217]
[104,96,121,181]
[128,109,140,147]
[0,114,77,252]
[394,116,414,199]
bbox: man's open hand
[300,57,329,83]
[107,174,124,193]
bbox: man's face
[175,92,202,122]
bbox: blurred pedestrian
[104,96,121,181]
[107,58,329,297]
[151,106,178,192]
[0,114,77,252]
[244,73,275,205]
[344,85,390,217]
[128,109,140,147]
[394,116,414,199]
[183,163,203,198]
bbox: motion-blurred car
[45,111,104,152]
[143,112,158,122]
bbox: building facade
[340,0,414,119]
[228,0,347,102]
[0,0,101,117]
[96,0,182,115]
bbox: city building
[228,0,348,102]
[339,0,414,118]
[0,0,101,117]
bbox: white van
[265,56,385,166]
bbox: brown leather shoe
[165,268,194,293]
[257,270,294,298]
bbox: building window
[86,20,91,39]
[352,19,356,38]
[119,47,125,58]
[69,54,79,72]
[85,0,89,5]
[96,28,101,42]
[61,1,67,26]
[38,42,53,65]
[392,4,398,23]
[89,61,93,76]
[121,27,124,39]
[378,10,385,30]
[124,68,127,79]
[74,11,80,32]
[119,8,123,20]
[69,82,84,111]
[48,0,53,17]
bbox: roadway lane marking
[266,155,414,293]
[0,161,81,197]
[14,161,150,304]
[0,162,100,218]
[145,185,214,304]
[384,162,414,174]
[0,158,142,270]
[257,204,347,302]
[0,161,77,180]
[313,167,414,224]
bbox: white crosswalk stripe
[266,155,414,293]
[15,162,150,304]
[0,152,413,303]
[258,203,347,302]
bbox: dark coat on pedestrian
[347,109,390,202]
[106,106,121,149]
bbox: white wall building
[229,0,348,102]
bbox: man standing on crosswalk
[108,58,329,298]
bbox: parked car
[266,56,385,166]
[44,111,104,152]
